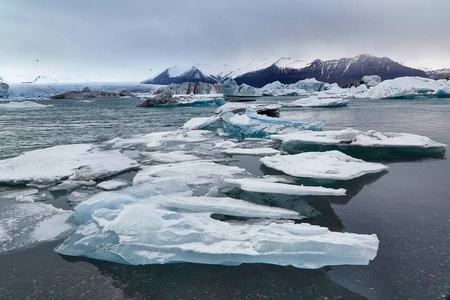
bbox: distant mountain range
[142,54,438,87]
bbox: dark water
[1,97,449,299]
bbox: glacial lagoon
[0,96,449,299]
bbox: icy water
[0,97,449,299]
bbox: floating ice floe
[358,77,450,99]
[260,151,389,180]
[0,200,73,252]
[96,179,130,191]
[224,178,346,196]
[0,101,50,109]
[221,108,324,140]
[284,96,349,108]
[55,181,379,268]
[260,81,307,97]
[222,147,280,156]
[133,160,248,187]
[138,89,225,107]
[0,144,139,185]
[141,151,201,164]
[272,128,447,159]
[182,116,221,130]
[105,130,217,150]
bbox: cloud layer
[1,0,449,82]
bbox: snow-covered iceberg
[55,181,379,269]
[272,128,447,159]
[138,90,225,107]
[260,151,389,180]
[359,77,450,99]
[284,97,349,108]
[0,101,50,109]
[224,178,346,196]
[221,108,324,140]
[0,144,139,185]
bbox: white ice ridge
[221,148,280,156]
[133,160,248,186]
[224,178,346,196]
[0,144,139,184]
[182,116,220,130]
[55,181,379,268]
[0,101,50,109]
[96,179,130,191]
[358,77,450,99]
[260,151,389,180]
[284,97,349,108]
[0,200,73,253]
[141,151,201,163]
[272,128,447,150]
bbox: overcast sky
[1,0,449,82]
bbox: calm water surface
[0,97,449,299]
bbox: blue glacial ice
[55,180,379,268]
[221,108,324,140]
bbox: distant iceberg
[55,181,379,269]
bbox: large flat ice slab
[0,101,51,109]
[260,151,389,180]
[224,178,346,196]
[55,182,379,269]
[272,128,447,159]
[222,148,280,156]
[133,160,248,186]
[0,200,73,253]
[0,144,139,184]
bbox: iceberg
[55,182,379,268]
[361,75,381,88]
[224,178,346,196]
[0,144,139,185]
[215,102,281,117]
[0,101,50,109]
[221,108,324,140]
[223,78,261,97]
[0,199,73,252]
[182,116,221,130]
[272,128,447,159]
[138,90,225,107]
[284,97,349,108]
[260,81,307,97]
[260,151,389,180]
[0,80,8,98]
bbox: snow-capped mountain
[235,55,428,87]
[426,68,450,80]
[142,55,429,87]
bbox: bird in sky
[36,59,39,62]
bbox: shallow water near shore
[0,96,449,299]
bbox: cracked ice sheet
[105,130,218,150]
[133,160,249,186]
[55,182,379,268]
[141,151,201,164]
[260,151,388,180]
[224,178,346,196]
[0,199,73,253]
[0,144,139,185]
